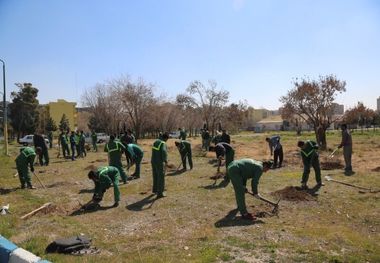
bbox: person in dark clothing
[47,131,53,149]
[79,130,87,157]
[70,131,76,161]
[265,135,283,168]
[175,140,193,171]
[33,133,49,166]
[215,142,235,184]
[338,124,353,175]
[220,130,231,144]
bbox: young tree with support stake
[280,75,346,150]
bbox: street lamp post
[0,59,9,156]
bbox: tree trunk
[315,127,327,150]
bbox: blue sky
[1,0,379,110]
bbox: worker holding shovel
[227,159,273,220]
[297,140,323,189]
[104,135,128,184]
[174,140,193,171]
[15,146,42,189]
[215,142,235,185]
[88,166,120,207]
[126,143,144,179]
[151,132,169,198]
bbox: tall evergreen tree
[59,114,70,131]
[45,116,58,132]
[9,83,40,139]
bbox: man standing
[15,147,42,189]
[70,131,76,161]
[297,140,323,189]
[75,131,81,158]
[104,135,128,184]
[33,133,49,166]
[91,131,98,152]
[338,124,353,175]
[228,159,272,220]
[126,143,144,179]
[174,140,193,171]
[88,166,120,207]
[202,129,211,151]
[215,142,235,183]
[178,128,187,140]
[47,131,53,149]
[59,130,70,158]
[151,132,169,198]
[265,135,283,168]
[220,130,231,144]
[79,130,87,157]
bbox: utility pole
[0,59,9,156]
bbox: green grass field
[0,130,379,263]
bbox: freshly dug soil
[46,181,72,188]
[320,161,344,170]
[372,167,380,172]
[271,186,316,201]
[37,203,82,216]
[84,165,96,171]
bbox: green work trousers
[228,165,248,215]
[343,145,352,172]
[152,163,165,195]
[180,150,193,170]
[16,162,32,187]
[111,163,127,183]
[92,140,98,151]
[301,154,321,184]
[223,149,235,183]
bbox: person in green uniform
[174,140,193,170]
[88,166,120,207]
[15,146,42,189]
[104,135,128,183]
[203,129,211,151]
[228,159,272,220]
[178,128,187,140]
[59,130,70,158]
[75,131,81,158]
[338,124,353,175]
[47,131,53,149]
[297,140,323,189]
[151,132,169,198]
[126,143,144,179]
[215,142,235,184]
[91,131,98,152]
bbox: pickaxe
[246,190,281,214]
[324,175,379,193]
[328,148,339,158]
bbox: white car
[19,135,50,147]
[169,131,181,138]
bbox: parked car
[168,131,181,138]
[19,134,50,147]
[96,133,110,143]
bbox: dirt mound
[47,181,72,188]
[320,161,344,170]
[37,203,82,216]
[84,165,96,171]
[271,186,316,201]
[372,167,380,172]
[90,159,107,163]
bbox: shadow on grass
[69,203,115,216]
[214,209,265,228]
[126,194,157,211]
[79,188,94,194]
[200,179,229,190]
[0,187,19,195]
[166,169,187,176]
[295,185,322,197]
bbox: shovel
[32,171,46,189]
[328,148,339,158]
[324,175,379,193]
[246,190,281,214]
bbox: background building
[377,97,380,112]
[48,99,77,130]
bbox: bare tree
[176,80,229,135]
[280,75,346,150]
[110,76,157,139]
